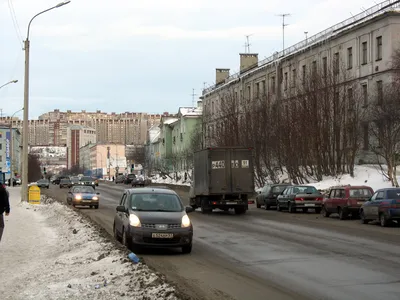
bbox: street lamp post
[0,80,18,90]
[21,1,71,201]
[9,108,24,187]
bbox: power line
[276,13,291,54]
[7,0,23,47]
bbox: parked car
[79,176,96,189]
[256,184,292,209]
[360,188,400,227]
[131,176,145,187]
[113,187,194,253]
[66,185,100,208]
[59,178,72,188]
[124,174,136,184]
[53,176,69,185]
[115,175,126,184]
[321,185,374,219]
[277,185,323,213]
[37,179,50,189]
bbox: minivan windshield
[80,177,92,181]
[130,193,183,212]
[71,186,95,194]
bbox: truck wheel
[200,199,212,214]
[256,200,261,208]
[234,207,246,214]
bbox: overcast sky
[0,0,380,119]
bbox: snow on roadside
[0,188,179,300]
[150,171,191,186]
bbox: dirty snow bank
[0,187,179,300]
[150,171,191,186]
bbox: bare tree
[368,82,400,187]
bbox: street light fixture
[21,1,71,201]
[0,80,18,90]
[9,108,24,187]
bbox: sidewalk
[0,186,178,300]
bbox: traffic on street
[43,180,400,300]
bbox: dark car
[256,184,292,210]
[113,187,194,253]
[70,176,80,186]
[360,188,400,227]
[131,176,145,187]
[276,185,323,213]
[79,176,96,189]
[37,179,50,189]
[115,175,126,184]
[53,176,69,185]
[66,186,100,208]
[124,174,136,184]
[59,178,72,188]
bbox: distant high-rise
[0,110,168,146]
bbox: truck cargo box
[193,147,254,196]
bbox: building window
[247,86,251,100]
[362,42,367,65]
[261,80,266,95]
[271,76,276,94]
[302,65,306,83]
[284,72,288,90]
[377,80,383,105]
[363,123,369,150]
[0,155,2,162]
[348,87,353,110]
[0,144,2,150]
[292,69,296,87]
[362,84,368,106]
[334,52,339,74]
[312,61,317,76]
[256,82,260,98]
[376,36,382,60]
[347,47,353,69]
[322,57,327,77]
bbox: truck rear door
[209,149,230,194]
[230,148,253,194]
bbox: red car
[321,185,374,219]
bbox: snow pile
[150,171,191,186]
[305,165,399,192]
[0,188,179,300]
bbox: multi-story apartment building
[0,110,166,147]
[66,125,96,169]
[0,126,21,182]
[201,1,400,156]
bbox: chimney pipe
[239,53,258,74]
[197,100,203,108]
[215,68,230,85]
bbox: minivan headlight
[181,214,191,228]
[129,214,141,227]
[75,195,82,200]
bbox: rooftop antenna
[191,88,197,107]
[244,34,253,53]
[276,13,290,55]
[203,82,207,90]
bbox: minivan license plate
[152,233,173,238]
[226,202,237,205]
[304,204,315,207]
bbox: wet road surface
[44,182,400,300]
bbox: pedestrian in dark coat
[0,184,10,242]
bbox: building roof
[202,0,400,97]
[68,124,96,131]
[148,126,161,143]
[179,107,202,117]
[163,118,179,125]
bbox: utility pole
[276,13,290,54]
[191,88,197,107]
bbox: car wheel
[360,210,369,224]
[256,200,261,208]
[288,202,296,213]
[182,244,192,254]
[122,228,131,249]
[379,213,389,227]
[113,223,120,241]
[338,207,348,220]
[264,202,270,210]
[276,202,282,211]
[321,206,330,217]
[94,205,99,209]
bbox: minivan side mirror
[116,205,126,213]
[96,192,100,195]
[185,206,194,213]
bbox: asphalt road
[44,182,400,300]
